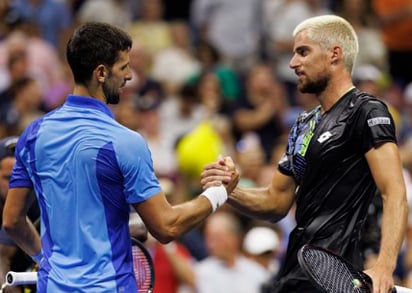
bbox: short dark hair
[66,22,132,85]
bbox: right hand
[201,156,239,194]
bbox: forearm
[144,195,213,244]
[3,187,41,258]
[4,216,41,258]
[228,186,291,222]
[376,193,408,271]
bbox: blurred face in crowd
[204,213,241,265]
[17,79,42,110]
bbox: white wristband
[201,185,228,212]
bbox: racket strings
[301,248,370,293]
[132,246,152,292]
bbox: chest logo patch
[317,131,333,143]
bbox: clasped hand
[201,156,240,194]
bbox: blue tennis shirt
[10,95,161,292]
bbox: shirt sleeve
[355,99,397,154]
[116,131,161,204]
[9,124,35,188]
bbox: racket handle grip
[394,285,412,293]
[6,271,37,286]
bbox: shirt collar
[65,95,114,119]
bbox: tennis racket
[1,238,155,293]
[297,244,412,293]
[131,237,155,293]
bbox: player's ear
[95,65,106,83]
[330,46,342,65]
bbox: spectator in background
[197,71,231,117]
[150,21,201,97]
[0,40,28,106]
[194,71,236,162]
[234,132,267,188]
[0,27,70,111]
[188,41,241,103]
[76,0,132,28]
[126,42,165,104]
[353,64,384,97]
[160,83,204,137]
[145,233,196,293]
[12,0,73,54]
[134,87,179,180]
[128,0,172,60]
[190,0,262,74]
[337,0,387,70]
[231,64,287,163]
[194,211,269,293]
[242,225,281,278]
[372,0,412,87]
[0,77,45,137]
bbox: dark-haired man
[3,22,237,292]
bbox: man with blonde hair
[201,15,407,292]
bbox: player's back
[18,96,140,292]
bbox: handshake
[200,156,240,212]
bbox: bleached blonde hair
[293,15,359,73]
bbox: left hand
[364,265,395,293]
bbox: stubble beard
[299,74,329,95]
[103,81,120,105]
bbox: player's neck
[318,78,354,113]
[73,84,106,104]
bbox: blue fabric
[10,95,161,292]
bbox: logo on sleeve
[367,117,391,127]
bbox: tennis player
[201,15,408,293]
[2,22,236,293]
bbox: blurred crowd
[1,0,412,292]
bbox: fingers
[223,156,235,170]
[365,268,395,293]
[203,158,228,171]
[201,156,238,190]
[202,180,226,190]
[200,168,232,185]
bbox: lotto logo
[317,131,333,143]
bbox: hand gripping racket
[1,238,155,293]
[297,244,412,293]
